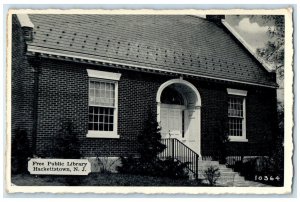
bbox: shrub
[51,121,81,159]
[117,156,189,179]
[213,119,229,163]
[96,155,118,174]
[11,129,32,174]
[203,165,221,186]
[236,157,283,186]
[137,110,166,163]
[48,121,81,185]
[117,156,140,174]
[157,157,189,179]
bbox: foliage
[203,165,221,186]
[51,121,81,159]
[49,121,82,185]
[270,102,284,174]
[234,157,283,186]
[155,157,190,179]
[11,129,32,174]
[95,155,118,174]
[137,110,166,163]
[117,156,189,179]
[255,15,285,79]
[214,118,230,164]
[117,156,140,174]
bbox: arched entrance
[156,78,201,156]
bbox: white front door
[160,104,201,156]
[160,104,185,140]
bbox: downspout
[29,55,41,155]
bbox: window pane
[104,124,108,131]
[94,123,98,130]
[100,82,105,90]
[100,90,105,98]
[100,115,104,122]
[89,80,115,107]
[99,107,104,114]
[109,116,113,123]
[109,124,113,131]
[94,107,98,114]
[228,117,243,136]
[99,124,104,131]
[95,82,100,89]
[89,123,93,130]
[228,97,243,117]
[88,106,114,132]
[90,81,95,89]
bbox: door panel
[160,104,184,139]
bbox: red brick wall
[32,58,278,157]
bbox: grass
[12,173,208,186]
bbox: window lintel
[87,69,121,81]
[227,88,247,96]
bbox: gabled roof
[26,14,277,87]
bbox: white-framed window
[227,88,248,142]
[87,69,121,138]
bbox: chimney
[17,14,34,41]
[206,15,225,24]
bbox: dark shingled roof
[27,14,276,87]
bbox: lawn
[12,173,208,186]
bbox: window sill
[87,131,120,139]
[228,137,248,142]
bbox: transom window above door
[161,87,185,105]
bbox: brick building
[11,14,278,164]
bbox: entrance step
[196,160,237,185]
[198,160,219,166]
[195,160,271,187]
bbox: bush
[96,155,118,174]
[117,156,139,174]
[203,165,221,186]
[51,121,81,159]
[137,110,166,163]
[11,129,32,174]
[235,157,283,186]
[213,119,229,164]
[157,157,189,179]
[117,156,189,179]
[48,121,81,185]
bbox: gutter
[27,46,278,89]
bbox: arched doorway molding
[156,78,202,156]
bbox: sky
[225,15,272,52]
[225,16,283,103]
